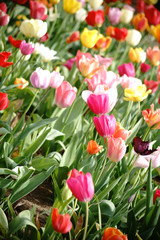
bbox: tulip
[133,137,157,155]
[150,25,160,43]
[142,104,160,129]
[87,140,103,154]
[94,35,112,51]
[88,0,103,10]
[108,7,121,25]
[132,13,149,32]
[113,122,131,141]
[12,0,28,4]
[87,94,109,115]
[126,29,142,46]
[144,79,159,93]
[120,75,142,89]
[120,5,134,24]
[94,55,113,69]
[153,188,160,204]
[157,65,160,82]
[52,208,72,234]
[8,35,22,48]
[77,54,99,78]
[30,67,51,89]
[146,46,160,66]
[69,169,83,178]
[0,92,9,110]
[129,47,146,63]
[107,136,126,163]
[66,31,80,44]
[0,10,9,26]
[145,5,160,26]
[63,0,81,14]
[30,0,47,20]
[140,63,151,73]
[133,147,160,168]
[75,8,87,22]
[102,227,128,240]
[50,71,64,89]
[0,52,13,68]
[118,62,135,77]
[55,81,77,108]
[67,169,94,202]
[63,58,76,70]
[106,26,128,41]
[80,28,99,48]
[40,32,49,42]
[93,114,116,138]
[0,2,7,13]
[20,19,47,38]
[136,0,145,13]
[124,85,151,102]
[20,40,35,55]
[14,78,29,89]
[85,10,104,27]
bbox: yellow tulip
[129,47,146,63]
[124,85,151,102]
[63,0,81,14]
[80,28,99,48]
[49,0,60,4]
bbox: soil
[13,179,53,227]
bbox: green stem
[150,66,155,80]
[118,44,129,66]
[136,232,143,240]
[131,101,141,128]
[113,41,121,61]
[142,126,151,141]
[82,202,89,240]
[94,195,102,231]
[121,101,133,127]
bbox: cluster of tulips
[0,0,160,240]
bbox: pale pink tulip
[50,71,64,89]
[146,46,160,66]
[108,7,121,25]
[30,67,51,89]
[55,81,77,108]
[133,147,160,168]
[87,94,109,115]
[157,65,160,83]
[93,114,116,138]
[67,169,94,202]
[120,75,142,89]
[107,136,126,162]
[94,55,113,69]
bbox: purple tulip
[20,40,35,55]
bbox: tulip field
[0,0,160,239]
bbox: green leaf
[31,157,59,171]
[0,168,18,176]
[9,166,55,204]
[0,208,8,237]
[146,160,153,215]
[127,209,137,240]
[90,200,115,217]
[125,118,143,145]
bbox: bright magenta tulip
[87,94,109,115]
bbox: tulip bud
[120,5,134,24]
[126,29,142,46]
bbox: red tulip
[12,0,28,4]
[40,32,49,42]
[51,208,72,234]
[66,31,80,44]
[144,79,159,93]
[0,52,13,67]
[8,35,22,48]
[30,0,48,20]
[136,0,145,13]
[86,10,104,27]
[106,26,128,41]
[0,10,9,26]
[0,2,7,13]
[153,188,160,204]
[140,63,151,73]
[145,5,160,26]
[0,92,9,110]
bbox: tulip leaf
[0,208,8,237]
[125,118,143,145]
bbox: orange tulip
[94,35,112,51]
[102,227,128,240]
[113,122,131,141]
[150,25,160,43]
[14,78,29,89]
[87,140,103,154]
[66,31,80,44]
[132,13,149,32]
[146,46,160,66]
[142,104,160,129]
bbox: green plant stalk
[136,232,143,240]
[131,101,141,129]
[121,101,133,127]
[82,201,89,240]
[94,194,102,230]
[142,126,151,141]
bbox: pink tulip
[133,147,160,168]
[30,0,48,20]
[107,136,126,163]
[87,94,109,115]
[120,75,142,89]
[144,79,159,93]
[108,7,121,25]
[94,55,113,69]
[118,62,135,77]
[20,40,35,55]
[55,81,77,108]
[63,58,76,71]
[140,63,151,73]
[67,169,94,202]
[76,50,92,68]
[85,70,120,92]
[30,67,51,89]
[157,65,160,83]
[50,71,64,89]
[0,10,9,26]
[93,114,116,138]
